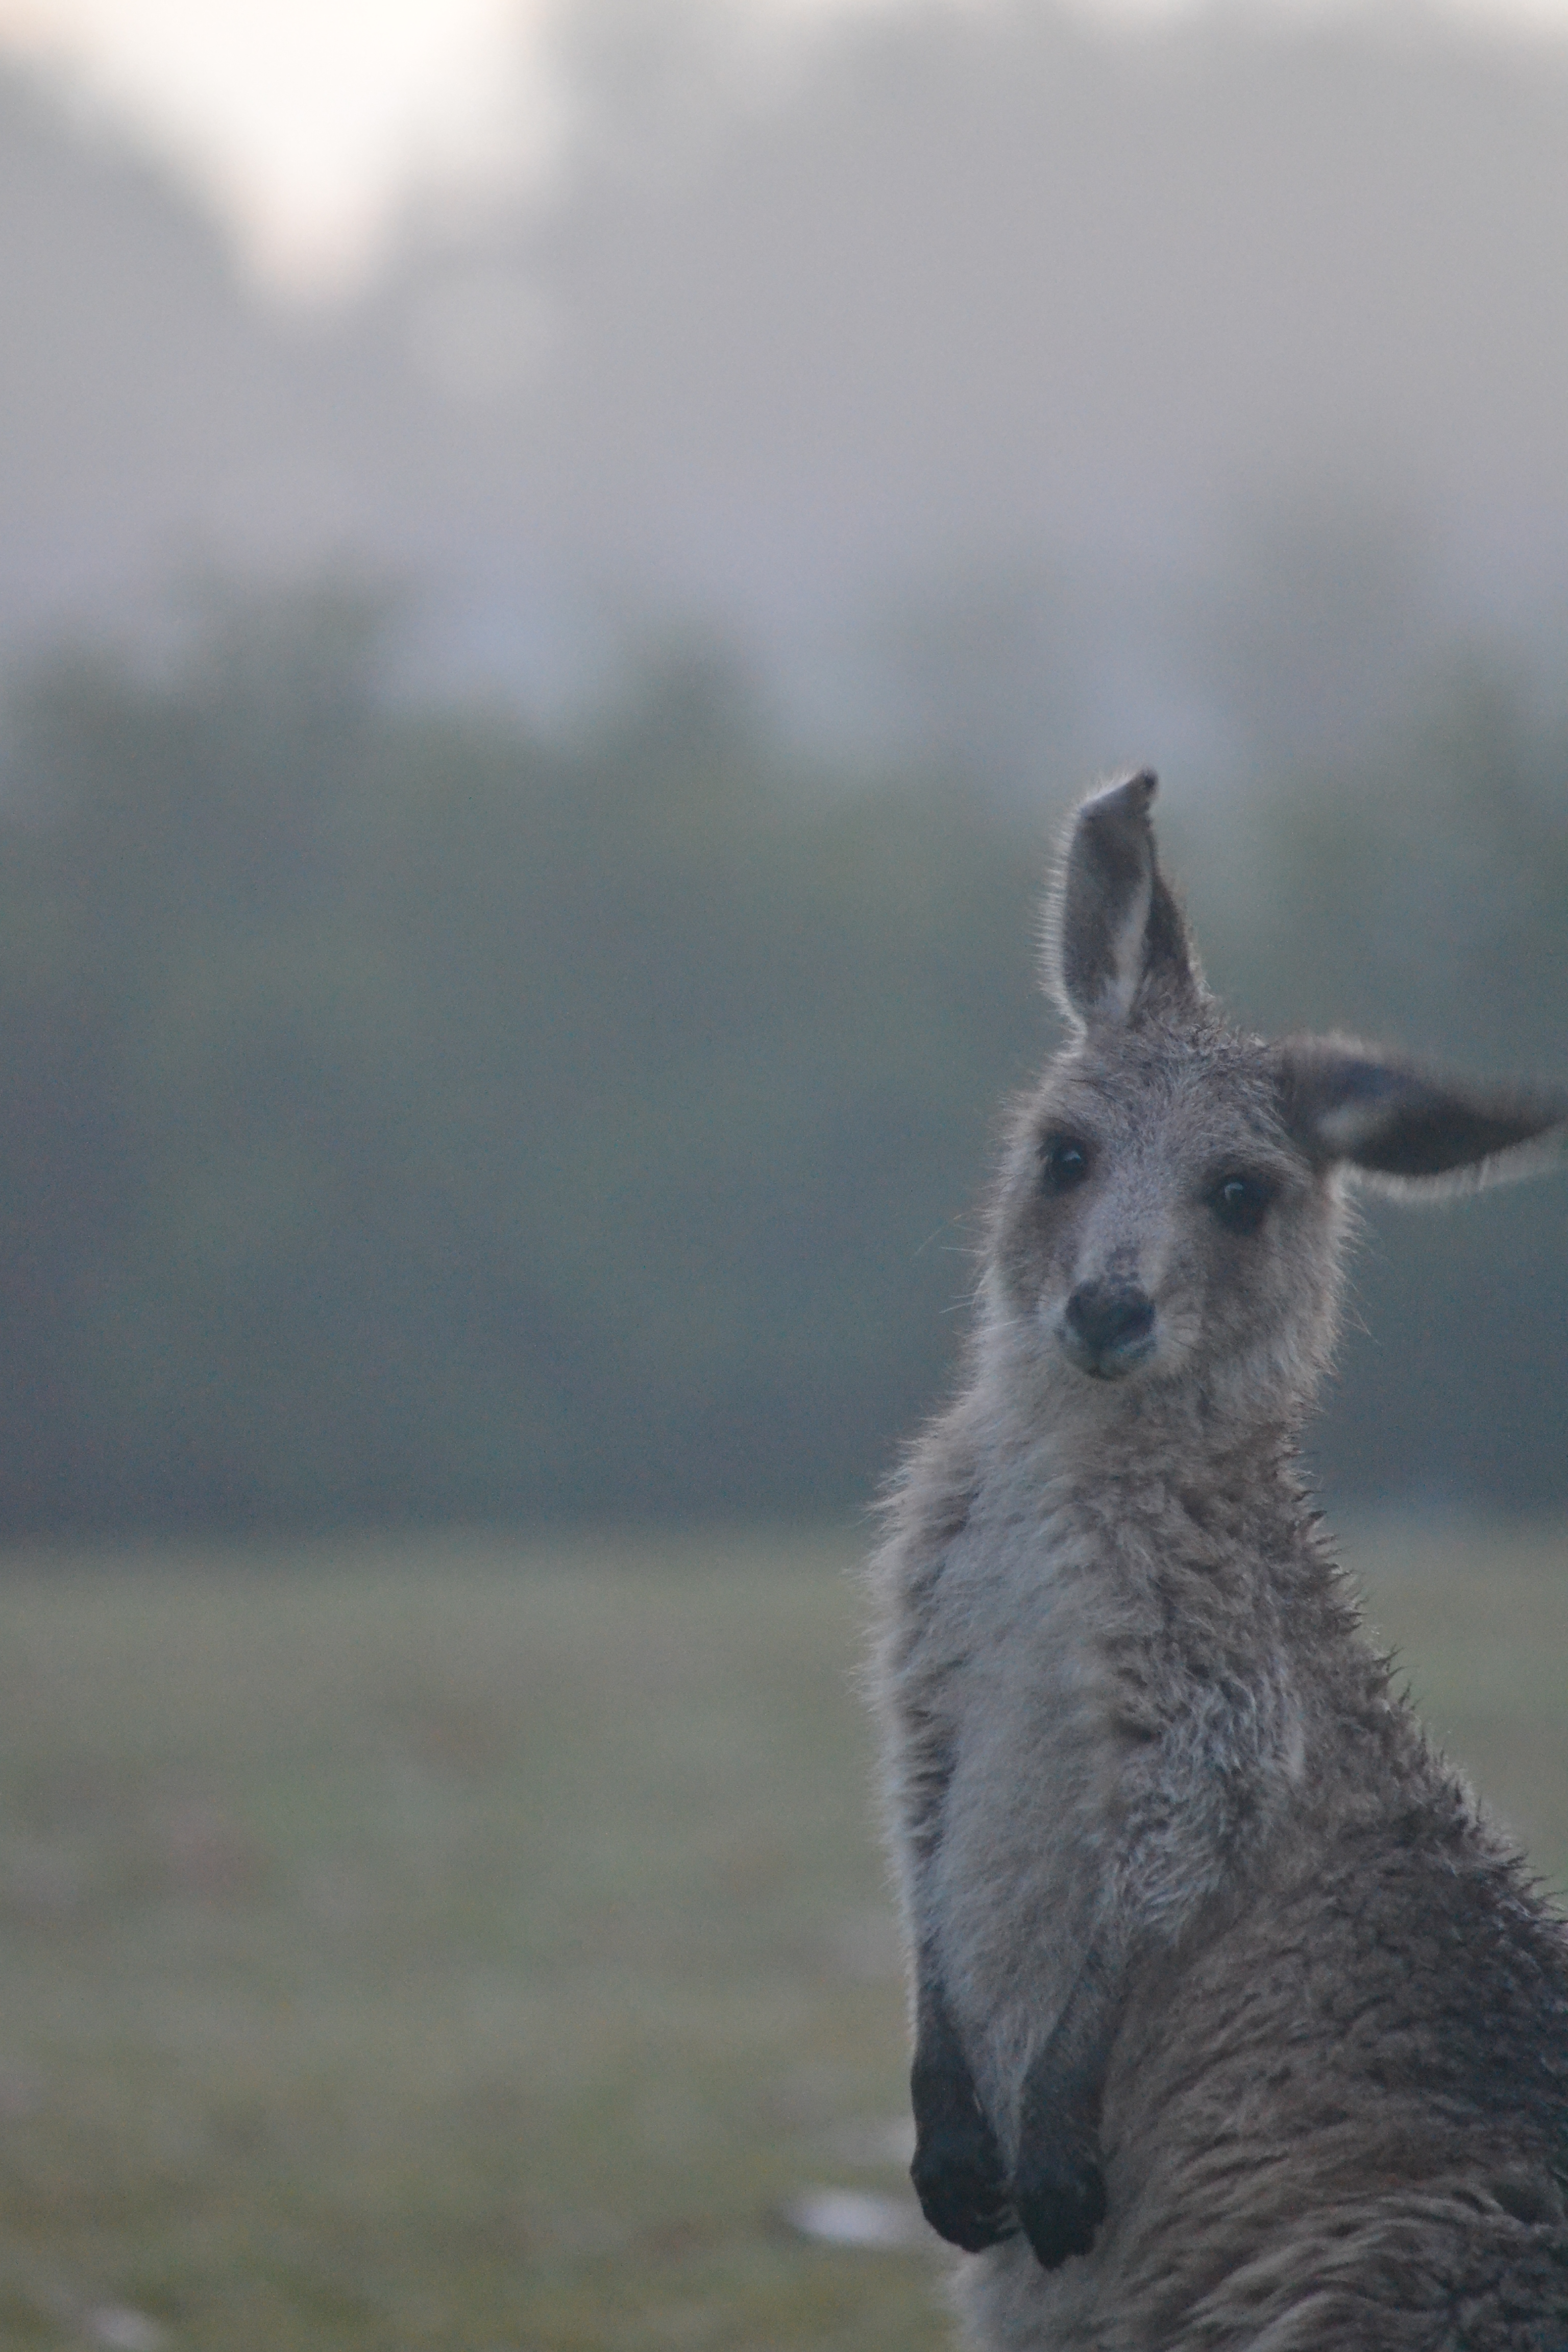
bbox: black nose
[1065,1282,1155,1367]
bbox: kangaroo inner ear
[1280,1039,1568,1185]
[1045,771,1203,1028]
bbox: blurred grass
[0,1517,1564,2351]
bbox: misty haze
[4,3,1568,757]
[0,0,1563,1539]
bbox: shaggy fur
[869,773,1568,2350]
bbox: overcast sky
[2,0,1568,292]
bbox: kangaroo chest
[928,1512,1134,2007]
[921,1490,1300,2139]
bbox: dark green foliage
[0,588,1562,1535]
[0,592,1042,1532]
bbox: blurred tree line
[0,586,1562,1538]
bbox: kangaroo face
[985,770,1561,1432]
[993,1028,1345,1414]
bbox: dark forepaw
[910,2115,1016,2253]
[910,1976,1016,2252]
[1012,2145,1107,2271]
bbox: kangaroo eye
[1040,1135,1092,1194]
[1211,1173,1273,1235]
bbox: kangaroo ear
[1045,771,1204,1028]
[1280,1037,1567,1192]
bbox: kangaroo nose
[1064,1281,1155,1374]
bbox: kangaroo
[870,772,1568,2351]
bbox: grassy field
[0,1516,1564,2352]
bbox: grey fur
[870,773,1568,2350]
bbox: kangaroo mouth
[1060,1325,1158,1380]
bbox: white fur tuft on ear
[1279,1036,1568,1193]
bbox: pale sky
[1,0,1565,296]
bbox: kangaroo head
[988,772,1565,1439]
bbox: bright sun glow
[0,0,1564,296]
[0,0,562,291]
